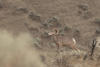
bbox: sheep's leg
[71,45,80,55]
[58,44,63,67]
[74,46,80,54]
[55,43,60,53]
[55,43,62,67]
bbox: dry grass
[0,30,46,67]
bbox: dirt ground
[0,0,100,67]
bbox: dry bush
[28,12,41,22]
[94,18,100,25]
[77,4,88,11]
[77,4,93,19]
[12,7,28,15]
[42,17,61,29]
[0,30,46,67]
[96,29,100,34]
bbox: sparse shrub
[74,29,80,34]
[82,11,92,19]
[97,56,100,61]
[32,37,40,46]
[77,4,93,19]
[40,55,46,62]
[63,26,72,32]
[28,12,41,22]
[0,0,7,9]
[59,28,65,36]
[77,4,88,11]
[96,29,100,34]
[46,17,62,28]
[77,10,82,16]
[32,37,43,49]
[55,55,72,67]
[61,57,72,67]
[29,27,39,34]
[77,10,92,19]
[47,17,58,23]
[41,32,50,38]
[57,26,73,36]
[48,42,56,48]
[73,29,80,38]
[0,3,3,9]
[94,18,100,24]
[16,7,28,13]
[41,23,49,29]
[12,7,28,15]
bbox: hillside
[0,0,100,67]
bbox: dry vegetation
[0,0,100,67]
[0,30,46,67]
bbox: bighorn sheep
[48,28,80,54]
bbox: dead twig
[83,39,97,60]
[90,39,97,57]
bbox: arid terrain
[0,0,100,67]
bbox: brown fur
[48,29,79,52]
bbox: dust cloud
[0,30,46,67]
